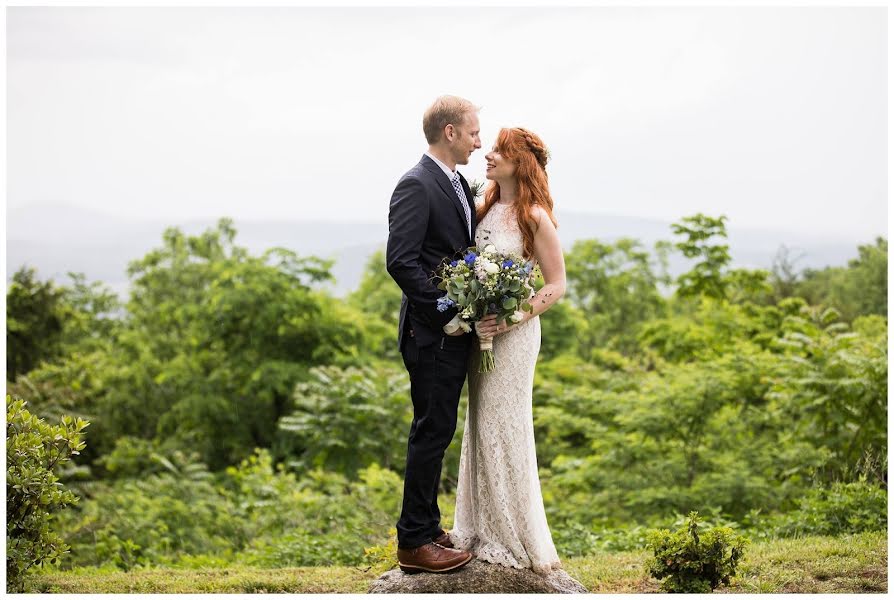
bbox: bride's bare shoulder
[526,204,554,232]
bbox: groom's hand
[443,314,467,336]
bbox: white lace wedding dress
[449,201,562,575]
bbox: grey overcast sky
[7,6,887,240]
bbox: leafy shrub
[362,527,399,575]
[6,396,89,591]
[58,471,240,570]
[278,365,411,477]
[552,512,742,557]
[646,511,748,593]
[550,520,655,555]
[95,435,168,479]
[51,448,403,570]
[769,306,887,483]
[550,521,602,557]
[762,478,887,537]
[233,458,402,567]
[590,524,660,553]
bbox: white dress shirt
[424,151,456,180]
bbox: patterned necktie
[451,172,472,239]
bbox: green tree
[58,273,122,352]
[636,294,798,364]
[537,300,590,361]
[93,219,373,470]
[794,237,887,321]
[564,238,666,355]
[671,214,731,301]
[7,268,121,382]
[6,267,67,380]
[348,249,402,326]
[6,273,122,471]
[670,214,772,306]
[770,244,806,302]
[848,237,887,317]
[347,249,403,360]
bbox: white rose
[485,262,500,274]
[510,310,525,323]
[483,244,497,254]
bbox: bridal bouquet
[436,244,536,373]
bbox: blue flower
[437,295,456,312]
[502,259,514,268]
[464,252,477,265]
[450,260,458,267]
[524,262,533,274]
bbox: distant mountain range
[7,203,872,298]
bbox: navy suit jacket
[386,155,477,350]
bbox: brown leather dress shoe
[397,542,472,574]
[433,531,454,549]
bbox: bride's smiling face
[484,146,516,182]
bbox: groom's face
[448,112,481,166]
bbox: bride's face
[484,146,516,182]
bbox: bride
[448,127,566,575]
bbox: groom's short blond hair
[423,95,479,144]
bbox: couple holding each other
[386,95,566,576]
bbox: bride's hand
[476,314,517,337]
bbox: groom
[386,95,480,574]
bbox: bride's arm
[476,207,566,336]
[523,207,566,320]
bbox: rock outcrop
[368,558,588,594]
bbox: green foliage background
[5,214,887,578]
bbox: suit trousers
[396,329,473,549]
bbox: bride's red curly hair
[477,127,558,260]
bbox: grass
[26,530,887,594]
[563,530,887,594]
[28,565,378,594]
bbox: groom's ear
[444,124,455,142]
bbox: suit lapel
[420,155,473,245]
